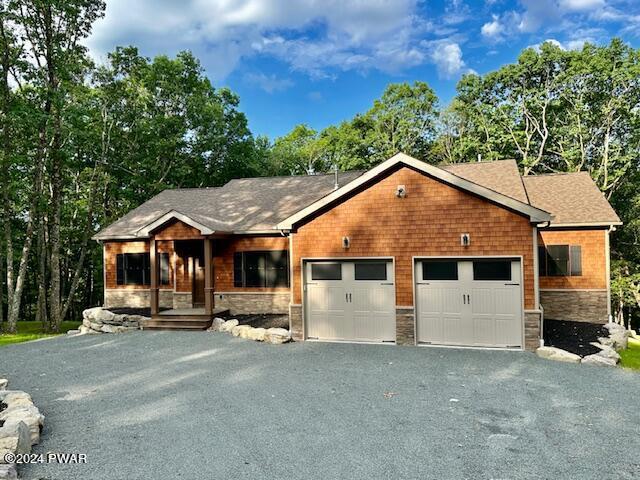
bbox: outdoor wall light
[461,233,471,247]
[396,185,407,198]
[342,236,350,249]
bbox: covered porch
[143,212,228,330]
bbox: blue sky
[86,0,640,139]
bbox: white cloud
[85,0,424,80]
[429,41,466,78]
[560,0,605,11]
[481,15,503,40]
[244,72,294,93]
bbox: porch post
[204,237,213,315]
[150,236,159,315]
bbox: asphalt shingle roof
[94,171,364,239]
[522,172,621,225]
[94,159,620,240]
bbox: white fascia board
[135,210,215,237]
[276,152,552,229]
[543,221,622,228]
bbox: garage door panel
[305,260,395,343]
[417,259,522,348]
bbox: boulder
[99,324,131,334]
[609,332,629,351]
[598,336,615,347]
[0,380,7,391]
[0,406,44,445]
[0,420,31,456]
[595,346,620,362]
[78,325,98,335]
[94,308,116,323]
[82,306,102,320]
[0,464,17,479]
[88,321,103,332]
[603,323,626,334]
[264,328,292,345]
[220,319,239,333]
[208,318,226,332]
[248,328,266,342]
[582,354,617,367]
[231,325,252,337]
[535,346,581,363]
[0,391,33,409]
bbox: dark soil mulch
[0,401,6,413]
[543,318,609,357]
[236,314,289,330]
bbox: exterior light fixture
[396,185,406,198]
[461,233,471,247]
[342,236,350,249]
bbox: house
[93,153,621,350]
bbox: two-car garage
[303,257,523,349]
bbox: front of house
[94,153,621,351]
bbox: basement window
[538,245,582,277]
[234,251,289,288]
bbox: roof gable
[276,153,552,230]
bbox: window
[311,263,342,281]
[473,260,511,281]
[234,250,289,288]
[159,253,170,286]
[538,245,582,277]
[116,253,150,285]
[354,262,387,281]
[422,261,458,280]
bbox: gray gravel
[2,332,640,480]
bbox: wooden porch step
[142,318,213,331]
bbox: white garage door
[305,260,396,342]
[416,259,523,348]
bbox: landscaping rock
[248,327,266,342]
[0,406,44,445]
[0,420,31,456]
[609,332,629,351]
[231,325,252,337]
[603,323,626,334]
[66,329,80,335]
[264,328,292,345]
[81,307,146,333]
[220,319,239,333]
[0,464,17,479]
[0,380,7,391]
[535,346,581,363]
[595,346,621,362]
[208,318,226,332]
[582,354,617,367]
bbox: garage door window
[354,262,387,281]
[311,263,342,280]
[473,260,511,281]
[422,261,458,280]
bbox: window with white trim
[538,245,582,277]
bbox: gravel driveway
[2,332,639,479]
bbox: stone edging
[208,318,292,344]
[73,307,149,335]
[0,379,45,479]
[536,323,633,367]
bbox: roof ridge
[523,171,591,179]
[224,170,367,184]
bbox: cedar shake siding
[103,229,291,314]
[291,167,537,308]
[538,228,609,323]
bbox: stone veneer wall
[524,311,542,351]
[105,289,173,309]
[173,292,193,309]
[215,292,290,315]
[396,307,415,345]
[289,304,303,341]
[540,290,608,324]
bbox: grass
[0,321,81,347]
[619,336,640,371]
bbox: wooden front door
[192,255,205,307]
